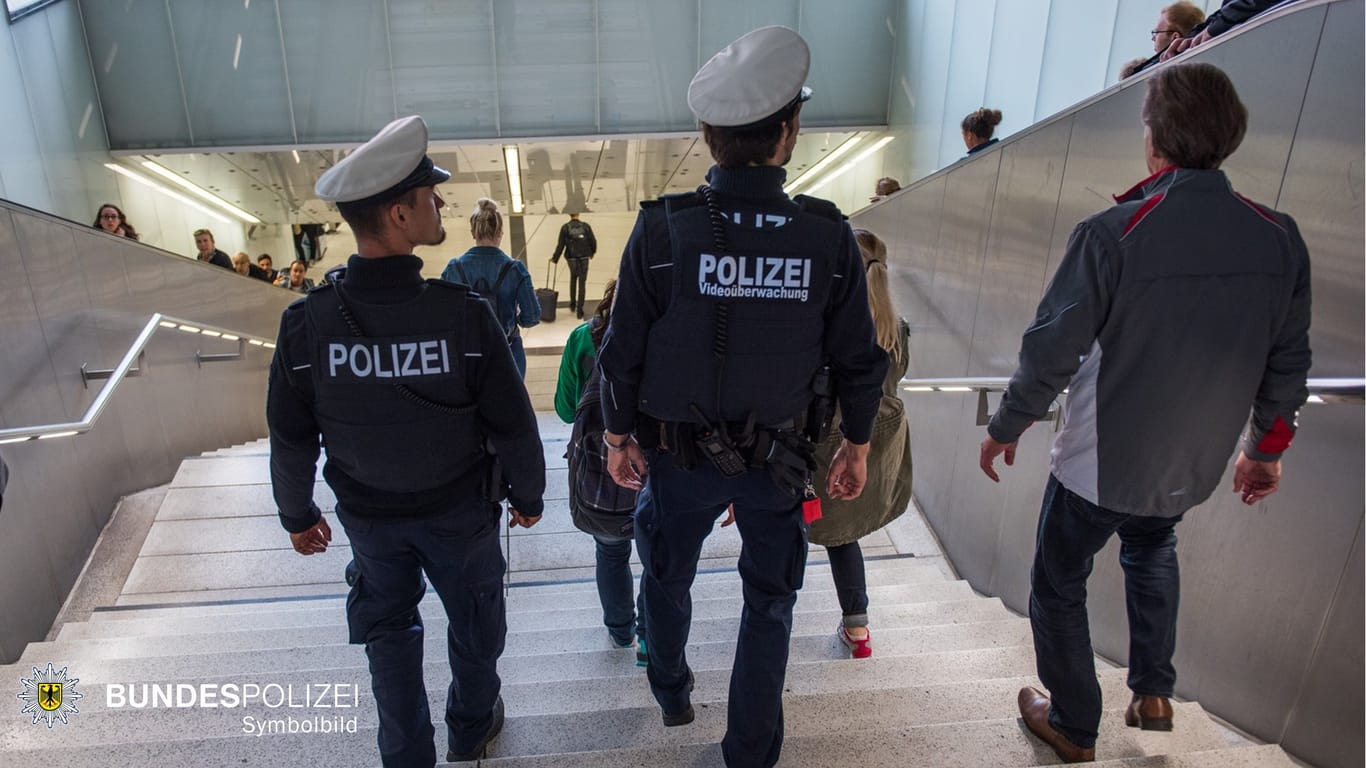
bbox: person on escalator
[1162,0,1290,60]
[961,108,1003,156]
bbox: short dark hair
[1143,63,1246,169]
[336,189,418,238]
[701,104,799,168]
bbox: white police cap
[315,115,451,206]
[687,26,812,129]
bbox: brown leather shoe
[1124,694,1174,731]
[1018,687,1096,763]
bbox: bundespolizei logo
[17,662,83,727]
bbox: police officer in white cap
[597,26,888,768]
[267,115,545,767]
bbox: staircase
[0,407,1300,767]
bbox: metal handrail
[0,314,276,445]
[900,377,1366,427]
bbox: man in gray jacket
[979,62,1311,763]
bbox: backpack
[565,220,593,259]
[449,260,518,340]
[567,340,638,539]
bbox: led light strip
[140,159,263,224]
[504,145,524,213]
[104,164,232,225]
[802,136,896,194]
[783,134,863,196]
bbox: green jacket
[554,321,598,423]
[808,319,913,548]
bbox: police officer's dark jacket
[598,164,888,444]
[267,254,545,533]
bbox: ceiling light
[291,150,301,164]
[104,164,232,225]
[802,136,896,194]
[504,145,524,213]
[783,135,863,195]
[140,159,263,224]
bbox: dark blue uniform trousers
[337,502,506,768]
[1029,475,1184,749]
[635,454,807,768]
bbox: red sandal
[838,625,873,659]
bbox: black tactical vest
[303,281,485,495]
[637,191,844,427]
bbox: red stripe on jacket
[1121,193,1166,238]
[1256,415,1295,454]
[1232,192,1288,233]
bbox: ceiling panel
[78,0,188,148]
[167,0,295,145]
[597,0,698,132]
[492,0,598,136]
[388,0,500,137]
[83,0,896,150]
[278,0,393,143]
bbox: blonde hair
[853,228,903,367]
[470,198,502,242]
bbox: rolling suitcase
[537,262,559,322]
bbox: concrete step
[14,617,1032,691]
[481,714,1276,768]
[0,693,1250,767]
[86,557,952,623]
[100,553,947,609]
[115,522,902,596]
[62,576,966,641]
[2,644,1060,750]
[20,595,1011,665]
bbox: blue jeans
[337,502,506,768]
[635,453,807,768]
[1030,475,1183,749]
[825,540,869,627]
[593,535,646,646]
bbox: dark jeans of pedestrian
[1030,475,1183,749]
[635,453,807,768]
[825,540,869,627]
[567,257,589,311]
[508,331,527,379]
[593,534,646,646]
[337,502,507,768]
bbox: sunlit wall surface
[877,0,1227,189]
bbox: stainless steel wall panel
[0,200,295,663]
[969,118,1073,375]
[0,210,67,429]
[1183,4,1328,204]
[1273,0,1365,378]
[1282,521,1365,768]
[1045,82,1148,279]
[851,2,1363,761]
[15,217,100,423]
[1171,408,1362,743]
